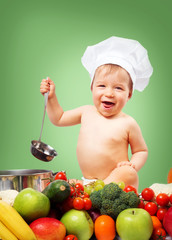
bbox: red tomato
[124,185,137,195]
[54,171,67,181]
[141,188,154,201]
[152,227,166,240]
[144,202,158,216]
[80,192,90,198]
[70,186,76,196]
[156,193,169,207]
[83,198,92,210]
[138,200,145,209]
[73,197,84,210]
[170,194,172,204]
[64,235,78,240]
[75,183,84,193]
[157,208,168,221]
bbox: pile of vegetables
[1,170,172,240]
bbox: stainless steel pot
[0,169,54,192]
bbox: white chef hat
[81,36,153,92]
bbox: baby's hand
[40,77,55,99]
[117,161,136,169]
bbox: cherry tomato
[152,227,166,240]
[144,202,158,216]
[64,235,78,240]
[170,194,172,204]
[156,193,169,207]
[141,188,154,201]
[156,208,168,221]
[83,198,92,210]
[73,197,84,210]
[124,185,137,195]
[80,192,90,198]
[70,186,76,196]
[138,200,145,209]
[54,171,67,181]
[75,183,84,193]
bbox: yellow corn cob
[0,200,36,240]
[0,220,18,240]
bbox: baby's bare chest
[79,115,129,145]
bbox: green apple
[116,208,153,240]
[60,209,93,240]
[13,188,50,223]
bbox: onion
[87,209,101,222]
[163,207,172,237]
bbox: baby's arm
[128,118,148,172]
[40,77,85,127]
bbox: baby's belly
[76,140,128,180]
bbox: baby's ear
[128,90,133,100]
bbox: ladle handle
[44,92,49,107]
[39,91,49,142]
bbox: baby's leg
[103,165,139,190]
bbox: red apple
[30,217,66,240]
[163,207,172,237]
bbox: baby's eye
[115,86,122,90]
[98,84,105,88]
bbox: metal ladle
[30,92,57,162]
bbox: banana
[0,221,18,240]
[0,200,36,240]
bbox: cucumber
[42,180,71,203]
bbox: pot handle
[52,171,66,176]
[52,171,59,176]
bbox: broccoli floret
[101,197,129,219]
[100,207,116,219]
[113,198,121,207]
[118,191,140,208]
[102,183,123,200]
[101,199,128,219]
[127,191,140,208]
[100,199,116,218]
[90,190,103,210]
[112,203,129,217]
[118,191,130,205]
[101,199,113,210]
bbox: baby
[40,36,153,190]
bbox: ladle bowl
[31,140,57,162]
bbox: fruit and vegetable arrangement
[0,170,172,240]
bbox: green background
[1,0,171,192]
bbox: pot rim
[0,169,53,177]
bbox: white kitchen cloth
[81,36,153,92]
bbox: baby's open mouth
[102,101,115,108]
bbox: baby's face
[92,66,132,118]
